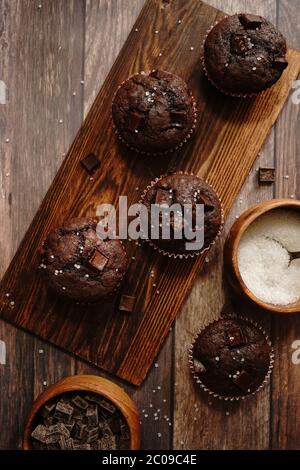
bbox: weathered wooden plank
[271,0,300,450]
[0,0,299,387]
[0,0,85,448]
[173,0,276,450]
[75,0,173,451]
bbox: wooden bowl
[23,374,140,450]
[224,199,300,314]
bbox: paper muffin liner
[39,234,128,305]
[111,70,198,156]
[201,18,264,99]
[188,313,275,402]
[139,171,224,259]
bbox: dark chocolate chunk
[99,421,113,437]
[30,391,131,451]
[170,110,187,125]
[45,433,61,445]
[88,250,108,272]
[75,421,87,440]
[86,428,99,443]
[238,13,262,29]
[258,167,276,184]
[87,405,98,427]
[58,435,67,450]
[80,154,100,174]
[232,370,255,392]
[99,436,117,450]
[31,424,48,443]
[64,419,75,433]
[48,422,70,438]
[125,111,144,131]
[86,426,99,437]
[72,395,89,410]
[272,57,288,71]
[119,294,136,313]
[54,400,74,423]
[226,326,246,348]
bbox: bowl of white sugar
[225,199,300,314]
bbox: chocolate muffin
[141,173,223,256]
[190,317,273,399]
[203,13,288,96]
[39,218,127,302]
[112,70,197,154]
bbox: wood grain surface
[0,0,299,390]
[0,0,300,450]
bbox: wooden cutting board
[0,0,299,386]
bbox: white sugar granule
[237,210,300,306]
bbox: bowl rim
[23,374,140,450]
[228,198,300,314]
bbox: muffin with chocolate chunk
[39,218,127,302]
[141,173,223,257]
[203,13,288,96]
[189,316,274,400]
[112,70,197,154]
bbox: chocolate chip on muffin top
[39,218,127,302]
[112,70,196,154]
[142,173,222,255]
[192,317,272,398]
[204,13,288,95]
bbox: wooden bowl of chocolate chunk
[23,375,140,450]
[225,199,300,314]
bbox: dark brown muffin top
[192,317,272,397]
[142,173,222,255]
[112,70,196,154]
[204,13,288,95]
[39,218,127,302]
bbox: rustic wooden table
[0,0,299,450]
